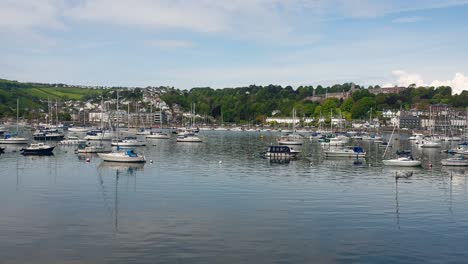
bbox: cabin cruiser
[261,145,300,159]
[441,155,468,166]
[58,136,86,145]
[320,137,347,147]
[145,131,170,139]
[0,134,29,144]
[84,130,113,141]
[324,146,366,158]
[98,149,146,163]
[176,132,203,142]
[111,136,146,147]
[33,130,64,141]
[21,143,54,155]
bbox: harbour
[1,130,468,263]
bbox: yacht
[33,130,65,141]
[383,155,422,167]
[145,131,170,139]
[419,139,442,148]
[324,146,366,158]
[58,136,86,145]
[68,127,90,133]
[98,149,146,163]
[177,133,203,142]
[21,143,54,155]
[0,134,29,144]
[111,137,146,147]
[261,145,300,159]
[408,133,424,141]
[441,155,468,166]
[320,137,347,147]
[84,130,113,141]
[135,128,152,135]
[277,133,304,145]
[75,144,111,154]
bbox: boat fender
[428,163,432,168]
[219,160,222,164]
[150,160,153,163]
[86,158,90,163]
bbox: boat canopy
[267,146,291,153]
[353,147,365,153]
[126,150,138,157]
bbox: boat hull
[21,147,55,155]
[441,160,468,166]
[146,134,170,139]
[382,160,422,167]
[324,152,366,158]
[0,138,29,144]
[98,153,146,163]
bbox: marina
[1,130,468,263]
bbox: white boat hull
[111,142,146,147]
[177,137,202,142]
[382,159,422,167]
[0,137,29,144]
[98,153,146,163]
[146,134,170,139]
[324,152,366,158]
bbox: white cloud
[392,16,425,23]
[388,70,468,94]
[145,39,193,49]
[0,0,65,31]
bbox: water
[1,132,467,263]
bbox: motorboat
[58,136,86,145]
[441,155,468,166]
[320,137,347,147]
[84,130,113,141]
[68,127,90,133]
[277,134,303,145]
[111,137,146,147]
[419,139,442,148]
[0,134,29,144]
[75,144,111,153]
[408,133,424,141]
[261,145,300,159]
[378,142,392,148]
[0,146,5,153]
[98,149,146,163]
[176,133,203,142]
[21,143,54,155]
[33,130,64,141]
[383,156,422,167]
[324,146,366,158]
[145,131,170,139]
[135,128,152,135]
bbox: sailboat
[382,121,422,167]
[146,107,170,139]
[419,106,441,148]
[177,103,202,143]
[0,99,29,144]
[278,108,303,145]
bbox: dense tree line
[1,78,467,123]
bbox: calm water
[1,132,467,263]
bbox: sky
[1,0,468,93]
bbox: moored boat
[111,137,146,147]
[441,155,468,166]
[0,134,29,144]
[176,132,202,142]
[261,145,300,159]
[75,144,111,153]
[98,149,146,163]
[145,131,170,139]
[21,143,54,155]
[383,156,422,167]
[324,146,366,158]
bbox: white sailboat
[177,103,202,143]
[278,108,303,145]
[0,99,29,144]
[382,122,422,167]
[419,106,441,148]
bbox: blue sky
[1,0,468,93]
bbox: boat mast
[100,96,104,130]
[16,98,19,134]
[383,121,397,158]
